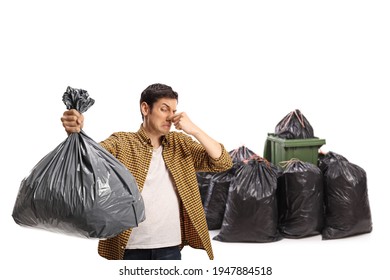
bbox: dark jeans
[123,245,181,260]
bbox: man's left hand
[168,112,199,136]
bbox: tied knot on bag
[275,109,314,140]
[62,86,95,113]
[279,158,301,169]
[281,110,306,131]
[230,145,255,163]
[243,154,272,169]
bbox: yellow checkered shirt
[97,126,233,260]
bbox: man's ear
[141,102,149,117]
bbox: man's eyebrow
[162,103,177,112]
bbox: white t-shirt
[126,145,181,249]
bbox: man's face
[143,97,178,136]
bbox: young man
[61,83,233,260]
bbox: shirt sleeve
[99,133,120,157]
[180,133,233,173]
[208,143,233,171]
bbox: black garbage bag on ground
[197,146,256,230]
[214,156,281,242]
[203,170,234,230]
[275,109,314,139]
[318,152,372,239]
[277,160,324,238]
[12,86,145,239]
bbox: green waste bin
[263,133,326,167]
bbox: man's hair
[140,83,178,120]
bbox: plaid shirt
[97,126,232,260]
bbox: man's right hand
[61,109,84,134]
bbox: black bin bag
[275,109,314,139]
[318,152,372,239]
[277,160,324,238]
[12,86,145,239]
[197,146,256,230]
[203,170,233,230]
[213,156,281,242]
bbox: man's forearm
[191,127,222,159]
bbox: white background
[1,0,389,279]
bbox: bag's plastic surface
[277,160,324,238]
[214,156,281,242]
[319,152,372,239]
[275,109,314,139]
[196,172,214,206]
[12,86,145,239]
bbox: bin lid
[266,133,326,148]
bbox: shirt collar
[137,124,170,147]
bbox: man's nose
[167,112,174,121]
